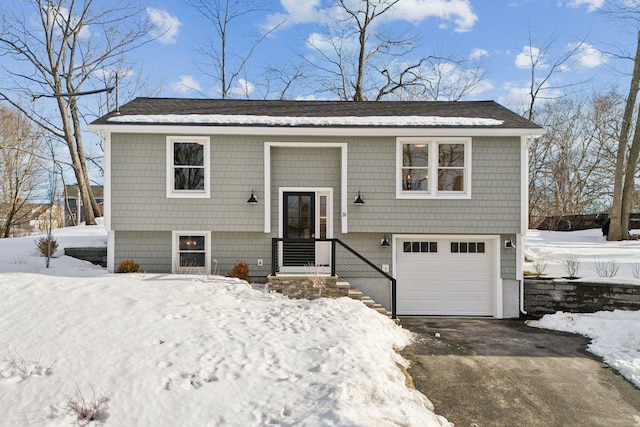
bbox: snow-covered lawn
[525,228,640,284]
[0,224,449,426]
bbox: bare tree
[517,28,586,122]
[529,93,621,223]
[0,0,152,225]
[608,31,640,240]
[0,106,46,238]
[185,0,280,98]
[305,0,483,101]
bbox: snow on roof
[106,114,504,127]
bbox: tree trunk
[608,31,640,241]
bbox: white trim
[102,131,112,232]
[392,234,503,318]
[171,231,211,274]
[166,136,211,198]
[521,135,529,235]
[264,142,348,234]
[396,137,472,200]
[107,231,115,273]
[89,123,545,138]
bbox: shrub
[562,254,581,279]
[227,261,250,281]
[36,236,58,258]
[65,386,110,425]
[116,259,140,273]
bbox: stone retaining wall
[267,275,350,300]
[524,278,640,317]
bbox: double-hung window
[397,137,471,199]
[166,136,210,198]
[172,231,211,274]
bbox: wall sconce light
[247,190,258,204]
[354,191,365,205]
[380,235,390,247]
[504,239,515,249]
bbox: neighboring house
[64,185,104,226]
[89,98,543,318]
[0,202,64,237]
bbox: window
[397,138,471,199]
[403,241,438,253]
[451,241,485,254]
[172,231,211,274]
[167,136,210,198]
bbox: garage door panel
[397,237,495,316]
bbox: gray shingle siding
[348,135,521,234]
[110,131,521,277]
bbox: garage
[396,236,497,316]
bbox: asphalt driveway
[399,317,640,427]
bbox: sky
[1,0,639,189]
[128,0,640,113]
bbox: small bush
[562,254,581,279]
[36,236,58,258]
[116,259,140,273]
[65,386,109,425]
[227,261,250,281]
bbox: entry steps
[337,282,393,319]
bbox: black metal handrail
[271,237,397,319]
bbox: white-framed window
[172,231,211,274]
[166,136,210,198]
[396,137,471,199]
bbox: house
[89,98,544,319]
[0,202,64,237]
[64,184,104,226]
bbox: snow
[0,222,450,427]
[2,223,639,425]
[106,114,504,127]
[525,228,640,285]
[526,228,640,389]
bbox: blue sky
[129,0,639,113]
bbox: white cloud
[515,46,545,69]
[565,0,605,11]
[469,48,488,60]
[391,0,478,32]
[264,0,477,33]
[169,75,201,93]
[498,81,564,114]
[147,7,181,44]
[93,68,134,80]
[569,42,609,68]
[305,32,358,53]
[229,79,256,97]
[48,6,91,39]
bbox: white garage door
[396,237,495,316]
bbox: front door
[283,192,315,267]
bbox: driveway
[399,317,640,427]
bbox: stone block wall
[267,275,350,300]
[524,279,640,317]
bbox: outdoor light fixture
[354,191,365,205]
[380,235,390,247]
[504,239,515,249]
[247,190,258,204]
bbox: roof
[90,98,542,131]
